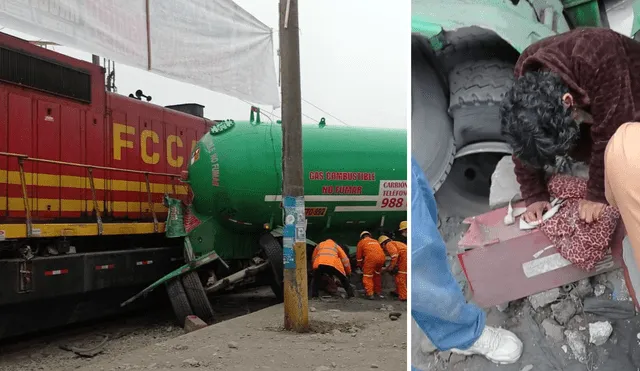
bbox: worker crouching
[310,239,355,298]
[379,235,407,301]
[357,231,387,300]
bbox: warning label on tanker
[376,180,407,210]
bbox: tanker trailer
[411,0,640,218]
[123,115,407,325]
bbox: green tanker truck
[412,0,640,217]
[123,113,407,325]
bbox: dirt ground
[0,287,279,371]
[76,296,407,371]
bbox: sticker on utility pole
[294,196,306,243]
[283,196,301,269]
[376,180,408,210]
[283,236,295,269]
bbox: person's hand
[579,199,606,223]
[523,201,551,223]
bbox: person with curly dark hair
[500,27,640,224]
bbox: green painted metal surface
[186,120,407,260]
[633,0,640,39]
[412,0,562,53]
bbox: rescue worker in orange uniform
[378,235,407,302]
[356,231,387,299]
[310,239,354,298]
[398,220,408,244]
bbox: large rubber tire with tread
[412,36,456,193]
[259,234,284,301]
[436,26,519,73]
[434,27,517,218]
[166,278,193,327]
[448,59,515,149]
[182,271,215,323]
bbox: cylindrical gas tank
[187,119,406,234]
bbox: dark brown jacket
[512,27,640,204]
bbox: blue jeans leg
[410,157,485,351]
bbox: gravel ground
[77,296,407,371]
[0,286,280,371]
[413,210,640,371]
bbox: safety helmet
[359,231,371,238]
[399,221,407,231]
[378,235,390,244]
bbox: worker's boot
[450,326,523,365]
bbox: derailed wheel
[166,278,193,327]
[182,271,215,323]
[259,234,284,302]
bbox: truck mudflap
[120,249,223,307]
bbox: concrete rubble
[589,321,613,346]
[565,330,587,363]
[528,288,561,309]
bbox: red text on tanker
[308,171,376,181]
[321,186,363,195]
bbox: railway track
[0,286,279,371]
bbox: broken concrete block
[529,288,561,309]
[589,321,613,346]
[551,300,577,325]
[565,330,587,363]
[572,278,593,298]
[594,284,606,297]
[184,315,207,333]
[489,156,522,209]
[541,318,564,342]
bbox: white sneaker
[451,326,523,364]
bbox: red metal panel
[60,104,84,218]
[458,205,623,308]
[0,89,7,217]
[36,101,61,219]
[7,93,33,218]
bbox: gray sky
[3,0,408,129]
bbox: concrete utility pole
[279,0,309,332]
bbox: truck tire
[181,271,215,323]
[448,59,515,149]
[436,26,518,72]
[259,234,284,301]
[166,278,193,327]
[434,29,517,218]
[412,40,455,193]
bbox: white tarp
[0,0,280,106]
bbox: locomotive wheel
[166,278,193,327]
[182,271,215,323]
[259,234,284,302]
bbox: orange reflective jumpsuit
[312,239,352,276]
[384,240,408,300]
[356,236,386,296]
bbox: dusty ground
[0,287,280,371]
[413,213,640,371]
[77,296,407,371]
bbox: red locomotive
[0,31,215,338]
